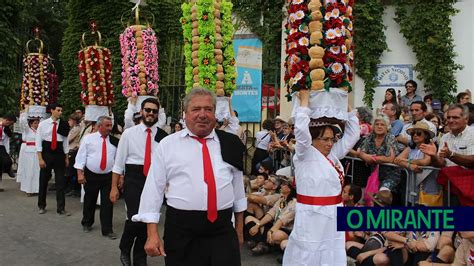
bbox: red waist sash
[22,141,36,146]
[297,194,342,206]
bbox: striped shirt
[438,126,474,167]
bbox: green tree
[394,0,462,103]
[353,0,388,108]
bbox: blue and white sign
[376,64,413,87]
[232,37,262,122]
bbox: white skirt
[283,203,346,266]
[17,146,40,193]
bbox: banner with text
[232,37,262,122]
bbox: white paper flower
[294,71,303,82]
[331,63,344,74]
[292,0,304,4]
[326,29,337,39]
[289,28,298,36]
[325,12,332,21]
[299,37,310,47]
[331,9,340,18]
[295,10,305,20]
[329,46,341,54]
[341,45,347,54]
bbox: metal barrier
[343,156,449,206]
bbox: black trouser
[119,164,147,263]
[65,149,80,193]
[81,168,113,235]
[38,141,66,212]
[0,145,12,181]
[164,206,241,266]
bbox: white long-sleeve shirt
[132,128,247,223]
[74,132,117,174]
[35,117,69,154]
[112,123,160,175]
[19,112,37,153]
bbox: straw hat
[368,190,393,207]
[406,121,435,139]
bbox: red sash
[296,194,342,206]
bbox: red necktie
[51,121,57,150]
[192,136,217,223]
[143,128,152,176]
[0,126,3,140]
[100,135,107,170]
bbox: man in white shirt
[397,101,437,146]
[133,88,247,266]
[75,116,118,239]
[109,98,167,266]
[0,114,17,192]
[36,103,70,215]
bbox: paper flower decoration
[120,25,159,97]
[181,0,236,96]
[21,53,50,107]
[78,46,114,106]
[284,0,354,93]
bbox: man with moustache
[133,88,246,266]
[74,116,118,239]
[110,98,168,266]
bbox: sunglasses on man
[143,108,159,114]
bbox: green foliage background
[353,0,387,108]
[394,0,462,104]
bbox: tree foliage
[232,0,285,85]
[354,0,388,108]
[394,0,462,103]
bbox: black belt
[42,140,64,153]
[84,167,112,177]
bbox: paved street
[0,176,279,266]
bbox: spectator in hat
[397,101,437,146]
[274,116,286,140]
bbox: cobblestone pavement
[0,176,279,266]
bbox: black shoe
[65,191,74,197]
[8,169,16,178]
[39,208,46,214]
[0,188,4,192]
[103,232,117,240]
[57,210,71,216]
[83,226,92,233]
[120,252,131,266]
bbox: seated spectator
[246,177,296,256]
[397,101,437,147]
[252,119,273,174]
[273,116,286,140]
[359,114,401,196]
[426,113,443,139]
[419,231,473,266]
[246,174,280,218]
[257,160,273,176]
[249,173,268,193]
[420,104,474,169]
[383,102,404,138]
[394,122,439,205]
[342,183,362,207]
[346,232,389,266]
[419,231,455,264]
[356,107,373,137]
